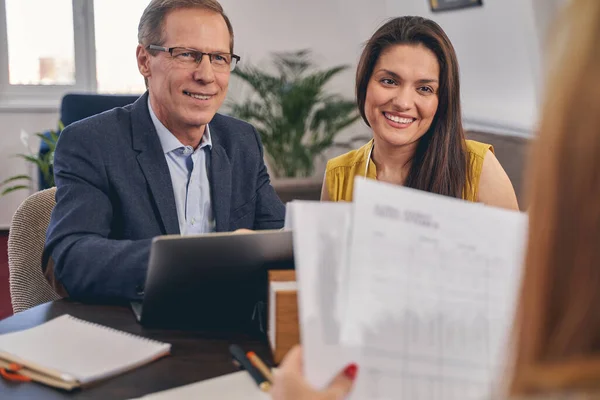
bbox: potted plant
[229,50,360,201]
[0,124,61,197]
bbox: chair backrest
[466,130,530,209]
[8,187,61,313]
[38,93,141,190]
[61,93,141,127]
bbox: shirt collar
[148,97,213,154]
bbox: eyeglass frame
[146,44,241,72]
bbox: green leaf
[232,67,281,100]
[273,50,312,79]
[0,175,32,187]
[304,65,349,90]
[16,153,41,165]
[1,185,30,196]
[36,133,58,151]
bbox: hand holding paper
[291,178,526,399]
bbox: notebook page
[0,315,171,384]
[130,371,270,399]
[341,178,526,399]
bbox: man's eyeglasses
[147,45,240,72]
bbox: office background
[0,0,566,319]
[0,0,565,228]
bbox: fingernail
[343,363,358,380]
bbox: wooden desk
[0,300,272,399]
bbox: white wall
[220,0,386,131]
[0,0,562,227]
[223,0,546,136]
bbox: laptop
[131,230,294,332]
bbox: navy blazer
[44,93,285,301]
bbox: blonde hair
[137,0,234,88]
[138,0,234,52]
[510,0,600,396]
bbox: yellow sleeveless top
[325,139,493,202]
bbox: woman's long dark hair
[356,16,469,198]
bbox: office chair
[38,93,141,190]
[8,187,61,313]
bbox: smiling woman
[322,16,518,211]
[365,44,440,165]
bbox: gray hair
[138,0,234,52]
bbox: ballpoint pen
[229,344,271,392]
[247,351,273,384]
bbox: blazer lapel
[209,128,232,232]
[131,93,180,235]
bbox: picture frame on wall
[429,0,483,13]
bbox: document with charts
[340,178,527,400]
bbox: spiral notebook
[0,314,171,391]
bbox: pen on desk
[246,351,273,383]
[229,344,271,392]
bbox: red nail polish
[343,363,358,380]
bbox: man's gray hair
[138,0,234,52]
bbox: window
[94,0,149,94]
[5,0,75,85]
[0,0,149,110]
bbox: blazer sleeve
[44,125,151,301]
[250,126,286,230]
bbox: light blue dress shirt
[148,99,215,235]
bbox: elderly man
[44,0,285,301]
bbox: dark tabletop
[0,300,273,399]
